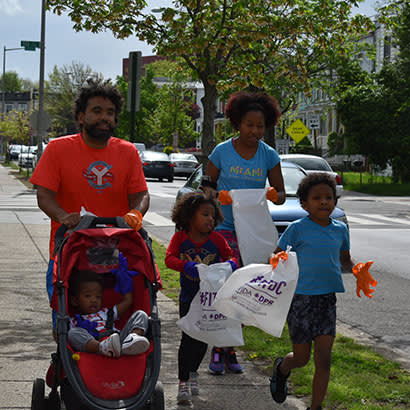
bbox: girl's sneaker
[188,371,199,395]
[177,381,192,404]
[224,348,243,373]
[209,347,225,374]
[99,333,121,358]
[121,333,150,355]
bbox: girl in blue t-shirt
[165,192,238,404]
[270,173,354,410]
[201,91,286,375]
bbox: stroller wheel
[31,378,45,410]
[150,381,165,410]
[44,389,61,410]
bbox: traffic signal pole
[127,51,141,142]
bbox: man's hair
[172,192,224,232]
[74,78,124,124]
[68,269,104,297]
[297,173,337,204]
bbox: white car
[18,145,37,168]
[169,153,199,178]
[279,154,343,197]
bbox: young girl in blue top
[270,173,354,410]
[201,90,286,374]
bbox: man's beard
[83,122,115,142]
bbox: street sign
[308,114,321,130]
[286,119,310,144]
[275,139,289,155]
[20,40,41,51]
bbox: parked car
[279,154,343,197]
[8,144,22,160]
[140,150,174,182]
[18,145,37,168]
[176,162,348,237]
[169,153,199,178]
[134,143,146,156]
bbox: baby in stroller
[68,268,150,358]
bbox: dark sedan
[140,150,175,182]
[176,162,348,236]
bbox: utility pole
[36,0,47,158]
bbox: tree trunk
[200,82,218,167]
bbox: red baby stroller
[31,216,163,410]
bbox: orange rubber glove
[266,187,278,203]
[269,251,288,269]
[123,209,143,231]
[218,190,232,205]
[352,261,377,298]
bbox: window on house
[384,36,391,61]
[18,103,28,111]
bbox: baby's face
[73,282,103,315]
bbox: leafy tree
[335,1,410,182]
[327,131,345,157]
[47,0,371,158]
[0,110,30,144]
[45,61,102,136]
[21,78,38,91]
[115,65,159,144]
[1,71,23,92]
[152,77,199,148]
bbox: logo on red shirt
[83,161,114,190]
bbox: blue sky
[0,0,380,84]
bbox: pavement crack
[15,212,47,263]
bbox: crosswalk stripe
[347,215,385,225]
[357,213,410,226]
[144,212,175,227]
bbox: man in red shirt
[31,79,150,327]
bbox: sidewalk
[0,164,307,409]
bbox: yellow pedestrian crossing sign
[286,119,310,144]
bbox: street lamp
[1,44,39,157]
[2,46,24,116]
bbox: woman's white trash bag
[230,189,279,265]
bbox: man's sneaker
[177,381,192,404]
[99,333,121,358]
[224,348,243,373]
[188,371,199,395]
[209,347,225,374]
[270,357,290,403]
[121,333,150,355]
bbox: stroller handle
[54,215,130,256]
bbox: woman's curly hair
[225,91,281,130]
[297,173,337,205]
[172,192,224,232]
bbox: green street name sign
[20,40,41,51]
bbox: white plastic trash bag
[213,251,298,337]
[230,189,279,265]
[176,262,244,346]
